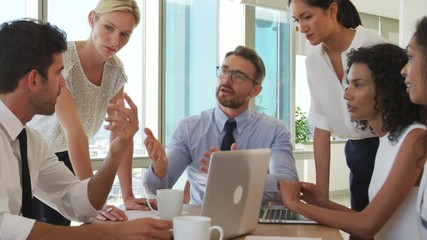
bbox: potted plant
[295,107,311,147]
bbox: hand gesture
[144,127,168,178]
[105,93,139,156]
[200,143,237,174]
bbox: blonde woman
[28,0,146,225]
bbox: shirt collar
[0,100,25,140]
[214,104,252,134]
[316,25,360,56]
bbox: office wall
[399,0,427,47]
[295,142,349,193]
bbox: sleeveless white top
[28,41,127,152]
[417,151,427,238]
[368,123,425,239]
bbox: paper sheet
[245,237,321,240]
[125,210,159,220]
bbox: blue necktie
[18,129,33,218]
[221,120,236,150]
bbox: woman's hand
[278,180,303,209]
[96,205,128,221]
[124,197,157,211]
[300,182,330,207]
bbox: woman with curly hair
[278,43,425,240]
[401,16,427,238]
[288,0,386,212]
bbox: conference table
[233,223,343,240]
[95,205,343,240]
[183,205,343,240]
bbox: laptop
[259,205,317,224]
[200,148,271,239]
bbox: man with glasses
[143,46,298,204]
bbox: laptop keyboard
[259,207,317,224]
[260,208,296,221]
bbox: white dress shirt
[0,100,98,240]
[306,26,386,139]
[144,105,298,204]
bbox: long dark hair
[347,43,422,142]
[288,0,361,28]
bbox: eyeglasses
[216,66,256,84]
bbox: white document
[245,237,321,240]
[125,210,159,220]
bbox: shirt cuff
[71,178,98,222]
[143,166,168,194]
[308,110,330,131]
[0,213,35,240]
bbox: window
[164,0,218,143]
[252,6,291,127]
[0,0,37,22]
[164,2,293,144]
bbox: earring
[296,26,299,32]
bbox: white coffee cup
[147,189,184,220]
[173,216,224,240]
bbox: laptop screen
[201,148,271,239]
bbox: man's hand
[115,218,172,239]
[144,128,168,178]
[105,93,139,156]
[200,143,237,173]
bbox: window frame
[26,0,386,170]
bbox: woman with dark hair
[288,0,386,212]
[401,16,427,238]
[279,43,425,240]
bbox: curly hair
[347,43,423,142]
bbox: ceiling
[242,0,401,20]
[352,0,400,19]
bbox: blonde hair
[93,0,140,26]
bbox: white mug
[147,189,184,220]
[173,216,224,240]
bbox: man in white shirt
[0,19,172,240]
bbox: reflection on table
[96,205,344,240]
